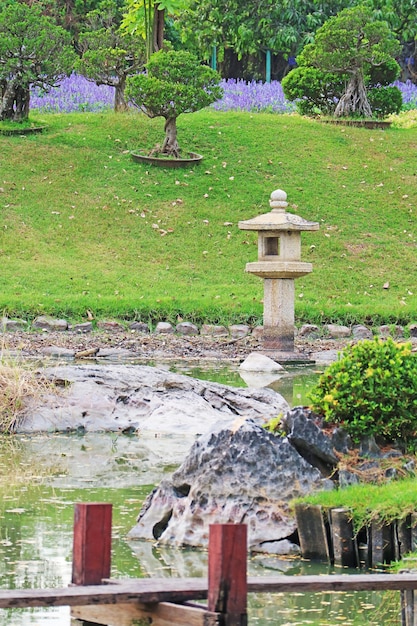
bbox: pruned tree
[297,5,401,117]
[75,0,146,111]
[0,1,76,121]
[125,50,223,157]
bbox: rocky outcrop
[128,418,329,551]
[17,364,289,434]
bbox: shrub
[367,86,403,118]
[309,338,417,449]
[281,66,344,116]
[366,57,401,87]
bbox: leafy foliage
[181,0,354,63]
[0,1,76,121]
[281,66,345,116]
[75,0,145,111]
[122,0,188,61]
[367,86,403,117]
[287,6,401,118]
[126,50,222,156]
[309,338,417,448]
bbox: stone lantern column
[238,189,319,361]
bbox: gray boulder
[128,419,326,549]
[282,407,339,472]
[18,364,289,434]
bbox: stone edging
[2,315,417,342]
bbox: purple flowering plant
[30,73,417,114]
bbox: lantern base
[260,349,316,365]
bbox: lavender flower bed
[30,73,417,114]
[212,78,296,113]
[392,80,417,109]
[31,73,114,113]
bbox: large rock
[128,418,326,549]
[18,364,289,434]
[282,407,339,473]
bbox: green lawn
[1,109,416,327]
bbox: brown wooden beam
[72,503,112,586]
[2,574,417,610]
[72,601,220,626]
[208,524,248,626]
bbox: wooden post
[295,503,331,562]
[72,503,112,586]
[208,524,247,626]
[330,508,357,568]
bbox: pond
[0,363,403,625]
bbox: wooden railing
[1,503,417,626]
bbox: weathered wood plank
[208,523,247,625]
[330,508,357,568]
[3,574,417,610]
[71,601,220,626]
[246,574,417,593]
[295,503,331,562]
[72,503,112,586]
[370,521,392,566]
[0,579,208,609]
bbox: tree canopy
[0,1,76,121]
[75,0,145,111]
[296,5,401,117]
[126,49,223,156]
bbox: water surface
[0,364,402,625]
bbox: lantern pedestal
[239,189,319,363]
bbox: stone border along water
[2,314,417,342]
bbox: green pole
[211,46,217,71]
[265,49,271,83]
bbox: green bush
[281,66,344,116]
[366,57,401,87]
[367,86,403,118]
[309,338,417,448]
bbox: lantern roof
[238,189,319,232]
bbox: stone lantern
[238,189,319,361]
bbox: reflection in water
[0,364,403,625]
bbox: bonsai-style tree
[0,1,76,122]
[295,5,401,118]
[75,0,146,112]
[125,50,223,157]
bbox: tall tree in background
[122,0,188,61]
[75,0,145,111]
[0,1,75,121]
[178,0,356,74]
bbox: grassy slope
[0,109,416,326]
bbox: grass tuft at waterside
[1,109,417,326]
[0,353,54,433]
[294,476,417,533]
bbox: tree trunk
[334,70,372,118]
[153,8,165,53]
[13,85,30,121]
[0,81,30,121]
[114,79,128,112]
[161,117,180,157]
[0,81,17,120]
